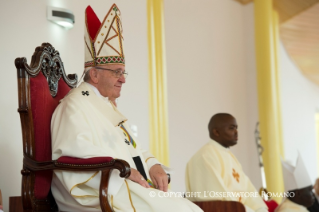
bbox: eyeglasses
[95,67,128,79]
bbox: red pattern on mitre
[86,6,101,41]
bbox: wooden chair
[15,43,130,212]
[194,201,245,212]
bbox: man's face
[214,116,238,148]
[95,64,126,98]
[289,186,315,207]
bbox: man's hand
[149,164,168,192]
[128,168,150,188]
[314,178,319,196]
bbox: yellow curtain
[254,0,284,203]
[147,0,169,166]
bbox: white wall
[0,0,148,210]
[279,42,319,183]
[164,1,262,192]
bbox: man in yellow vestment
[51,4,202,212]
[185,113,268,212]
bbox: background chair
[14,43,130,212]
[193,201,245,212]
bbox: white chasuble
[51,82,202,212]
[275,198,309,212]
[185,140,268,212]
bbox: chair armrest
[57,156,114,164]
[23,156,131,178]
[55,156,130,178]
[193,200,245,212]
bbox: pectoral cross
[232,168,240,183]
[82,91,89,96]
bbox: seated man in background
[276,156,317,212]
[185,113,268,212]
[51,4,202,212]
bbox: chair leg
[99,170,113,212]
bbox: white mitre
[281,153,312,192]
[84,4,125,68]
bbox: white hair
[83,67,93,82]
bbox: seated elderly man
[51,4,202,212]
[185,113,268,212]
[275,155,318,212]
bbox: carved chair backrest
[16,43,77,210]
